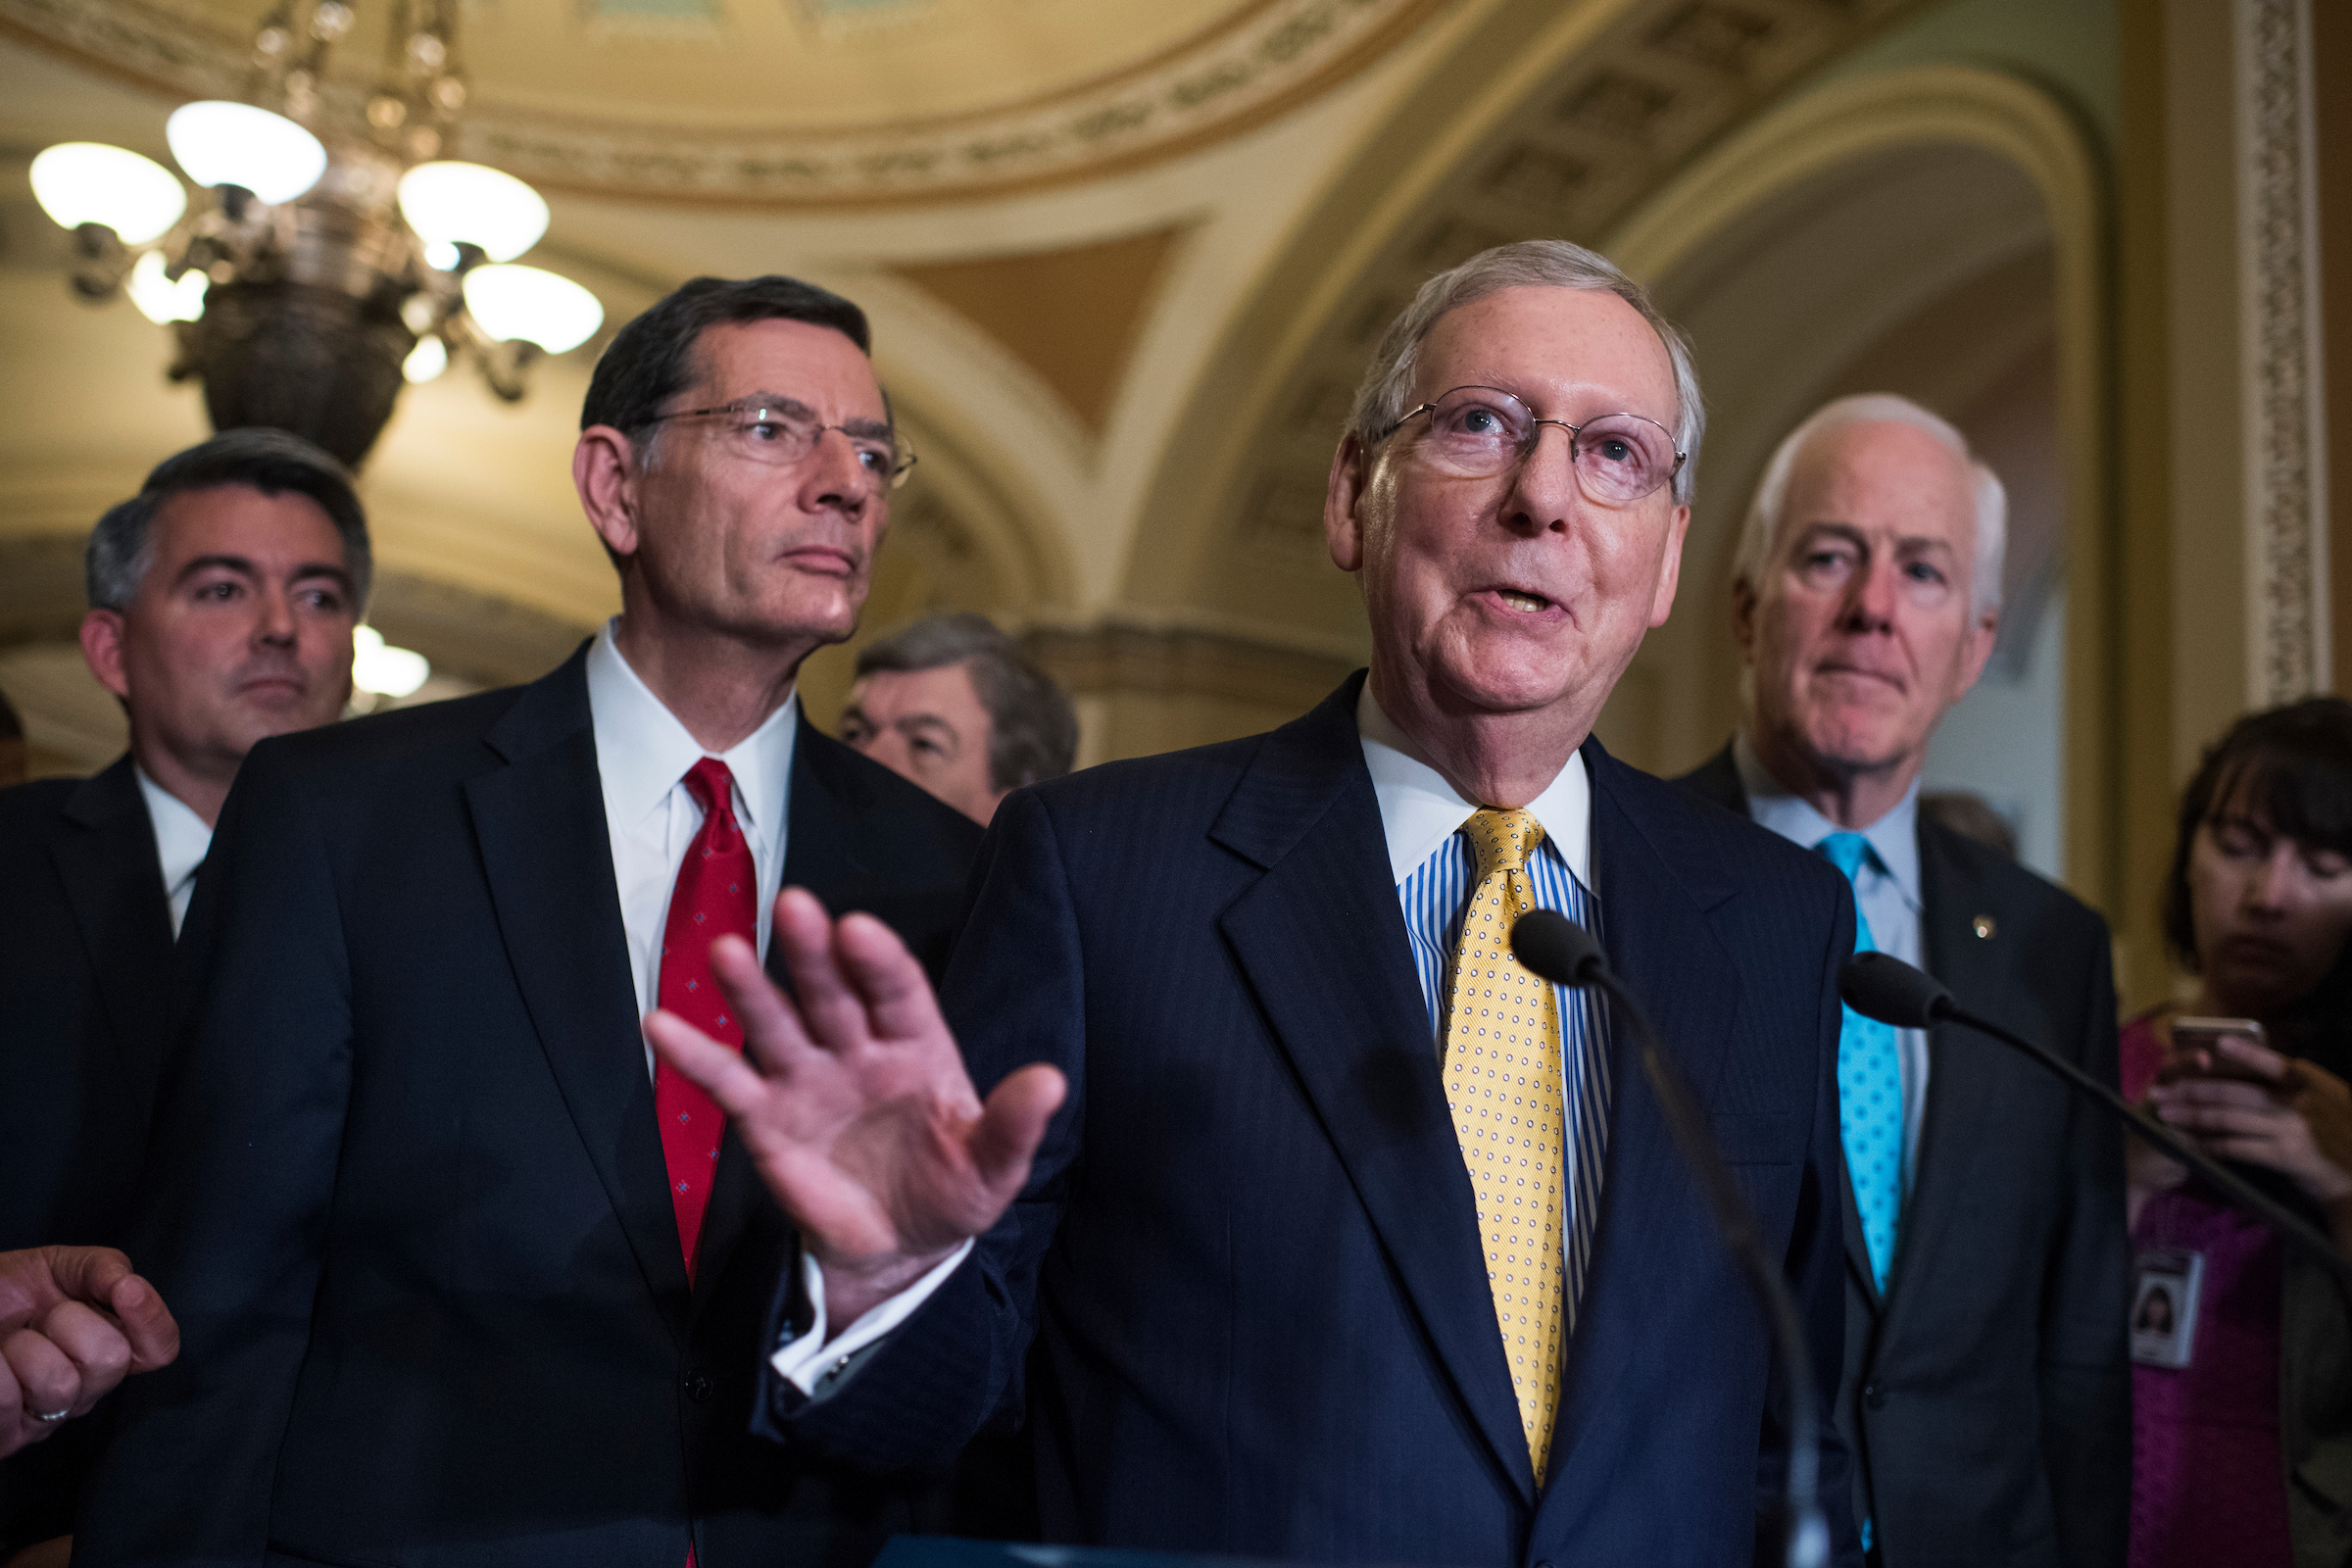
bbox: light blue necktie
[1817,831,1904,1293]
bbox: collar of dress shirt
[585,617,799,850]
[1356,681,1592,889]
[133,762,213,903]
[1732,728,1921,913]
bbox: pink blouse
[2122,1015,2294,1568]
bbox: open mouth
[1495,588,1551,612]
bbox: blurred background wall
[2,0,2347,1007]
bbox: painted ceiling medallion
[1,0,1449,207]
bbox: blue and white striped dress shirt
[1357,686,1614,1322]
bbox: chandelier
[27,0,603,468]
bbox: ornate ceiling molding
[2237,0,2332,706]
[0,0,1450,208]
[1207,0,1928,565]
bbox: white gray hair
[1345,239,1705,505]
[1732,393,2007,616]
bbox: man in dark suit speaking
[80,276,982,1565]
[655,241,1863,1565]
[1676,395,2129,1567]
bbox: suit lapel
[466,652,692,1330]
[1544,744,1743,1482]
[1885,822,2003,1311]
[1684,744,1884,1311]
[1212,677,1539,1503]
[50,756,175,1098]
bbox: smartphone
[2171,1016,2272,1081]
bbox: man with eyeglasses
[82,276,984,1566]
[648,241,1861,1564]
[1677,396,2129,1568]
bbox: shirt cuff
[768,1239,974,1395]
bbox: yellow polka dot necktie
[1443,807,1569,1482]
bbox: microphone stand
[1928,999,2352,1283]
[1515,918,1833,1568]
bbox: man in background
[83,276,984,1566]
[0,429,365,1556]
[1677,394,2128,1567]
[840,612,1078,824]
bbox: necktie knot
[683,758,744,855]
[682,757,736,815]
[1815,830,1878,883]
[1468,807,1545,880]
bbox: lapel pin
[1972,914,1996,940]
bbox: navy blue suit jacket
[774,675,1863,1566]
[77,647,983,1567]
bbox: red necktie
[655,757,758,1283]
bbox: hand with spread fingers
[2149,1032,2352,1249]
[1,1245,180,1458]
[645,886,1066,1331]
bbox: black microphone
[1838,952,2352,1282]
[1511,910,1831,1568]
[1837,951,1953,1028]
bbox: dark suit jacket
[772,675,1862,1566]
[0,757,175,1548]
[1680,745,2130,1568]
[78,645,983,1568]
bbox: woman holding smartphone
[2126,697,2352,1568]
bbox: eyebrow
[173,554,354,592]
[730,391,894,442]
[1789,522,1956,555]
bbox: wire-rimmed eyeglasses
[1378,386,1684,506]
[644,401,918,490]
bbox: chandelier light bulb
[463,265,604,354]
[166,101,328,205]
[402,335,450,383]
[126,248,210,323]
[352,626,431,698]
[29,143,188,245]
[398,162,550,264]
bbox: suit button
[1863,1382,1887,1409]
[683,1370,714,1403]
[1535,1560,1554,1568]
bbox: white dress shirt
[135,765,214,939]
[586,619,799,1051]
[1733,731,1930,1192]
[1356,686,1592,891]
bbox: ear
[1950,606,2001,701]
[79,610,130,702]
[1645,502,1691,629]
[1731,573,1759,661]
[1323,435,1373,574]
[573,425,645,562]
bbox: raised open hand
[1,1245,180,1457]
[646,887,1065,1329]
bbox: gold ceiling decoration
[1221,0,1927,563]
[1,0,1451,207]
[898,226,1187,435]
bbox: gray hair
[1345,239,1706,505]
[1732,394,2006,616]
[87,428,372,612]
[855,612,1078,793]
